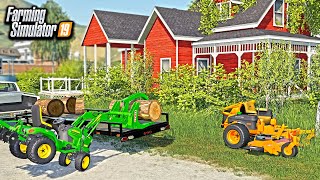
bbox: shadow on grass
[16,134,174,179]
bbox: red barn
[82,0,320,77]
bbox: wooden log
[75,98,85,114]
[61,97,76,114]
[136,100,161,122]
[109,100,162,122]
[35,99,65,117]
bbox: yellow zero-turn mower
[221,100,315,157]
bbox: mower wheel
[0,129,9,141]
[9,140,28,159]
[223,124,250,149]
[59,153,72,167]
[27,137,56,164]
[75,152,90,171]
[281,142,298,158]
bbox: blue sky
[27,0,192,25]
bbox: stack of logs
[35,97,85,117]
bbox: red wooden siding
[178,41,193,65]
[217,53,238,73]
[83,16,108,46]
[296,53,308,61]
[258,4,288,32]
[145,17,176,77]
[121,49,144,69]
[241,52,253,64]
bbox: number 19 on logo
[58,22,73,38]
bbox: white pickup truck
[0,81,39,115]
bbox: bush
[16,68,47,94]
[156,64,242,111]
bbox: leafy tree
[31,0,73,66]
[308,46,320,106]
[189,0,221,35]
[286,0,320,35]
[238,42,300,108]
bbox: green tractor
[10,93,169,171]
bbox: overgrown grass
[89,100,320,179]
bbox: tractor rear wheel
[75,152,90,171]
[59,153,72,166]
[0,129,9,141]
[9,140,28,159]
[3,131,14,143]
[281,142,298,158]
[27,137,56,164]
[223,124,250,149]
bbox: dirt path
[0,140,260,180]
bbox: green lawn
[95,100,319,180]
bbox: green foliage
[238,42,303,108]
[287,0,320,35]
[193,0,221,35]
[156,65,241,111]
[84,51,155,108]
[240,0,257,10]
[55,60,84,78]
[16,68,47,94]
[308,46,320,106]
[31,0,73,64]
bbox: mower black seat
[31,105,52,129]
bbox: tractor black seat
[31,105,52,129]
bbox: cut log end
[61,97,76,114]
[35,99,65,117]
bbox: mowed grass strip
[132,101,320,180]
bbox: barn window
[197,58,209,74]
[274,0,284,27]
[216,1,232,20]
[160,58,171,73]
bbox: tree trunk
[61,97,76,114]
[109,100,162,122]
[75,98,85,114]
[35,99,64,117]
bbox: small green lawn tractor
[21,93,169,171]
[0,106,57,159]
[221,100,315,157]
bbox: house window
[294,58,301,72]
[160,58,171,73]
[274,0,284,27]
[197,58,209,74]
[216,1,232,20]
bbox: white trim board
[192,35,320,46]
[160,58,172,74]
[137,7,203,44]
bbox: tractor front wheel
[59,153,72,167]
[9,140,28,159]
[281,142,298,158]
[27,137,56,164]
[223,124,250,149]
[75,152,90,171]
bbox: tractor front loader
[221,100,315,157]
[23,93,169,171]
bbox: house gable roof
[195,29,320,45]
[82,10,148,45]
[138,7,203,43]
[214,0,275,32]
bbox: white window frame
[216,1,232,20]
[294,58,301,73]
[160,58,171,74]
[273,0,285,27]
[196,58,209,75]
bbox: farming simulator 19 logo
[5,6,73,39]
